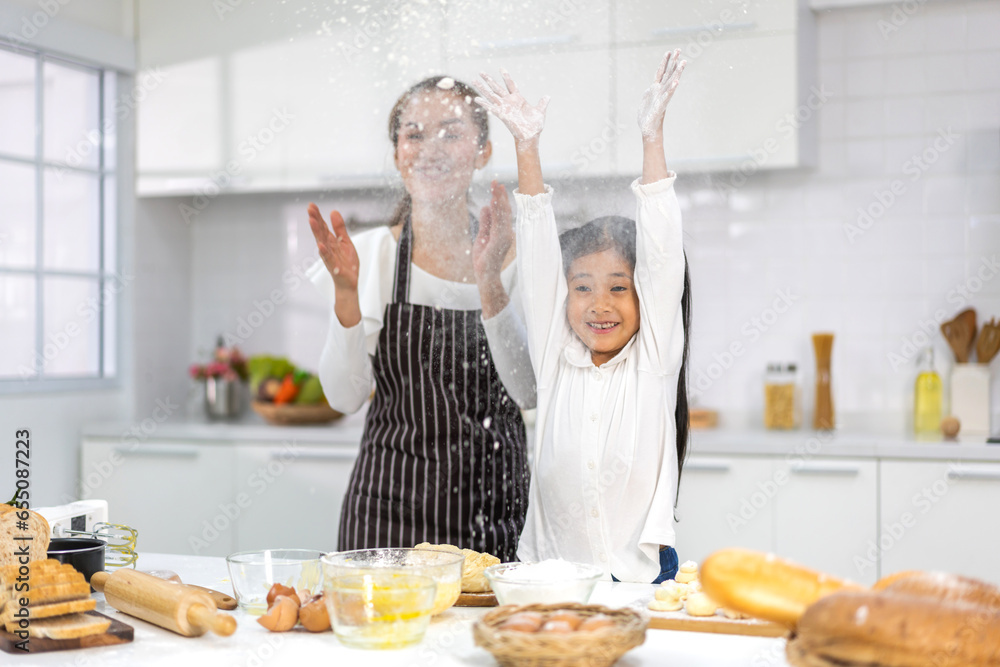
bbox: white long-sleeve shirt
[515,176,686,583]
[307,226,537,412]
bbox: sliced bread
[12,611,110,639]
[2,597,96,627]
[0,509,51,568]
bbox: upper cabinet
[136,0,815,196]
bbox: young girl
[306,76,534,561]
[476,50,691,583]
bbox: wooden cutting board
[0,611,133,654]
[647,610,787,637]
[455,591,498,607]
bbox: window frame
[0,42,125,394]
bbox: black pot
[47,537,106,585]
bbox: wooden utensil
[941,308,977,363]
[976,318,1000,365]
[812,333,835,430]
[647,611,787,637]
[0,611,133,654]
[90,570,236,637]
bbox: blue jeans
[612,546,679,584]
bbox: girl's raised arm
[474,70,549,195]
[637,49,685,184]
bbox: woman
[306,76,533,561]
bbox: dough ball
[648,598,684,612]
[685,592,719,617]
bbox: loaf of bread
[0,559,105,638]
[878,570,1000,610]
[787,590,1000,667]
[700,548,862,628]
[415,542,500,593]
[0,504,50,568]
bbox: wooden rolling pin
[91,570,237,637]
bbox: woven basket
[251,400,343,426]
[473,603,647,667]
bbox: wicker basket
[251,400,344,426]
[473,603,647,667]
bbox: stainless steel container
[204,377,247,419]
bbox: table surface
[14,553,792,665]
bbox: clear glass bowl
[322,548,464,616]
[325,572,437,650]
[484,561,604,606]
[225,548,324,614]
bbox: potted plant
[190,338,249,420]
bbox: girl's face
[393,90,491,205]
[565,248,640,367]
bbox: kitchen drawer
[80,439,238,557]
[880,460,1000,585]
[233,443,359,552]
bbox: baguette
[787,590,1000,667]
[699,548,862,628]
[879,571,1000,613]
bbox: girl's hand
[307,203,359,292]
[473,180,514,282]
[637,49,686,141]
[474,69,550,145]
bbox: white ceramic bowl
[483,560,603,606]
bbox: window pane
[43,169,100,272]
[103,277,117,377]
[43,60,100,170]
[103,70,117,170]
[43,276,100,377]
[0,161,36,269]
[0,49,36,159]
[103,175,116,273]
[0,275,37,379]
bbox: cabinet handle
[480,34,578,50]
[652,21,756,39]
[270,450,358,462]
[685,459,732,473]
[947,469,1000,481]
[113,446,200,458]
[790,462,861,476]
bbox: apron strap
[392,216,412,304]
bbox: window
[0,43,119,388]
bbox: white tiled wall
[139,1,1000,431]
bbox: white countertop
[16,553,790,666]
[82,409,1000,460]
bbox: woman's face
[394,89,491,205]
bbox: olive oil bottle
[914,347,943,435]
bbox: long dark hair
[386,75,490,228]
[559,217,691,499]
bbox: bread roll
[787,590,1000,667]
[700,548,861,628]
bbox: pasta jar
[764,363,800,430]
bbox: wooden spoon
[941,308,977,363]
[977,318,1000,365]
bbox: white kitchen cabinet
[614,0,798,43]
[233,443,359,552]
[80,439,238,557]
[80,436,360,557]
[879,460,1000,585]
[773,458,878,585]
[675,455,775,563]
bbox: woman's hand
[308,204,359,291]
[637,48,686,141]
[473,180,514,282]
[474,181,514,319]
[308,203,362,327]
[474,69,550,147]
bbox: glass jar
[764,363,800,430]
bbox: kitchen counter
[17,553,790,666]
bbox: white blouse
[307,226,536,413]
[514,176,686,583]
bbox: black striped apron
[337,219,529,562]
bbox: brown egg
[498,615,543,633]
[540,619,577,633]
[578,614,616,632]
[941,415,960,438]
[545,611,584,630]
[266,583,299,608]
